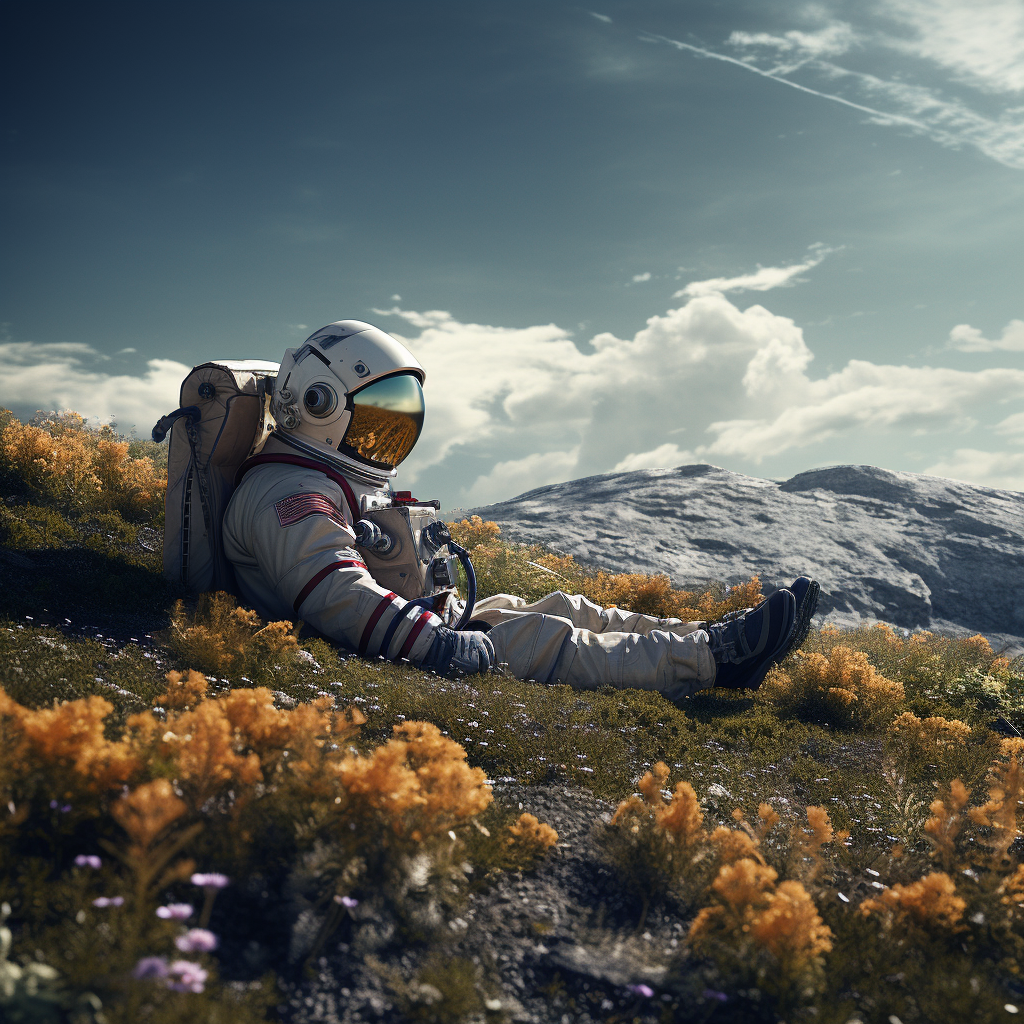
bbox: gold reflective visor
[339,373,425,468]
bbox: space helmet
[271,320,425,486]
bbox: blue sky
[2,1,1023,505]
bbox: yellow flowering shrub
[503,812,559,870]
[859,871,966,931]
[334,721,492,844]
[0,689,142,798]
[447,516,763,622]
[157,668,209,711]
[448,515,502,550]
[923,779,972,870]
[160,591,300,678]
[0,410,164,520]
[968,754,1024,869]
[760,645,905,728]
[689,859,833,996]
[599,762,714,922]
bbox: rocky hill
[460,464,1024,654]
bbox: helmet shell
[272,321,425,484]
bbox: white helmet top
[271,320,425,486]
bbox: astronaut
[223,321,818,702]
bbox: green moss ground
[2,491,1024,1022]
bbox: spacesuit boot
[706,589,796,690]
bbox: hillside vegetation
[1,408,1024,1024]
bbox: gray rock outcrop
[459,464,1024,654]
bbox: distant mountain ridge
[459,464,1024,654]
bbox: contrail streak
[641,33,934,134]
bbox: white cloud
[588,12,612,24]
[0,339,187,432]
[923,448,1024,491]
[675,246,834,298]
[996,410,1024,441]
[613,443,695,472]
[879,0,1024,94]
[460,449,581,508]
[728,23,858,61]
[947,319,1024,352]
[704,361,1019,462]
[118,347,137,354]
[380,293,1024,503]
[631,271,652,283]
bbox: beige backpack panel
[161,360,279,592]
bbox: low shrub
[159,591,302,683]
[0,410,165,523]
[759,645,905,728]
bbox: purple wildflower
[74,855,102,869]
[156,903,194,920]
[174,928,218,953]
[166,960,208,993]
[92,896,125,908]
[190,872,229,889]
[333,895,359,908]
[702,989,729,1002]
[133,956,169,980]
[628,984,654,998]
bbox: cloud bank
[4,290,1022,501]
[0,340,188,433]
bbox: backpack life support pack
[154,360,279,593]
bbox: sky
[2,0,1023,507]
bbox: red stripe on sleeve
[399,611,435,661]
[292,559,367,615]
[358,593,398,656]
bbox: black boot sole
[775,578,820,664]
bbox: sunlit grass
[2,408,1024,1021]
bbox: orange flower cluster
[761,645,905,727]
[968,754,1024,869]
[0,689,142,795]
[689,859,833,984]
[112,778,186,850]
[130,682,367,810]
[612,762,706,853]
[334,722,492,843]
[507,813,559,856]
[0,410,164,519]
[924,779,972,870]
[584,572,763,624]
[448,516,763,623]
[890,711,972,751]
[0,676,371,812]
[791,805,848,882]
[859,871,966,931]
[448,515,502,550]
[161,592,299,677]
[816,621,1008,684]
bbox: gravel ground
[278,783,736,1024]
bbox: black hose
[152,405,201,443]
[448,539,476,630]
[406,538,477,630]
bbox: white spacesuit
[223,321,812,700]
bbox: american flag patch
[275,493,348,529]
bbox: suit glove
[418,626,494,677]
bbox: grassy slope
[3,411,1024,1023]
